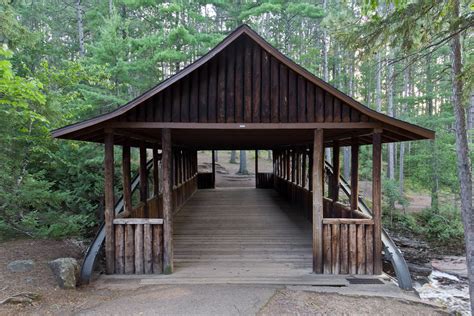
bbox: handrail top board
[113,218,164,225]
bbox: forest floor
[0,239,446,315]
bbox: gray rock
[7,260,34,272]
[48,258,79,289]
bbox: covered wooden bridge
[52,25,434,280]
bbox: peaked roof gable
[52,25,434,142]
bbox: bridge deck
[173,187,313,281]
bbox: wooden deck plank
[173,188,313,278]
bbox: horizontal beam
[113,218,163,225]
[322,218,374,225]
[106,122,381,130]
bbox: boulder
[48,258,79,289]
[7,259,34,272]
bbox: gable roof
[52,24,434,146]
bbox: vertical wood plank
[340,224,349,274]
[162,129,173,274]
[217,51,226,123]
[331,224,340,274]
[315,87,324,122]
[180,77,189,122]
[323,224,332,274]
[350,139,359,213]
[152,225,163,273]
[163,88,172,122]
[349,224,357,274]
[278,64,288,123]
[115,224,124,274]
[252,44,261,123]
[244,39,252,122]
[124,224,134,274]
[373,131,383,274]
[172,81,181,122]
[270,57,279,122]
[134,224,144,274]
[333,97,341,122]
[342,103,351,122]
[154,94,163,122]
[208,60,217,123]
[288,70,297,123]
[313,129,324,273]
[365,224,374,274]
[261,50,270,123]
[199,65,208,123]
[324,92,333,122]
[297,75,306,122]
[143,223,153,274]
[235,40,243,122]
[104,132,115,274]
[357,224,366,274]
[306,82,315,123]
[190,70,199,122]
[139,142,148,217]
[226,45,235,123]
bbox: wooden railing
[322,218,374,275]
[256,172,274,188]
[113,218,163,274]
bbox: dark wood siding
[122,35,369,124]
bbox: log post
[162,129,173,274]
[122,146,132,217]
[302,150,307,189]
[153,145,159,197]
[256,150,260,188]
[372,130,383,274]
[350,138,359,214]
[139,142,148,217]
[332,141,340,203]
[104,131,115,274]
[313,129,324,273]
[211,150,216,188]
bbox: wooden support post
[104,131,115,274]
[286,149,290,180]
[153,145,159,197]
[302,151,307,189]
[291,150,296,183]
[350,138,359,214]
[122,146,132,217]
[332,141,340,202]
[309,148,313,191]
[372,130,383,274]
[161,129,173,274]
[139,142,148,217]
[296,150,301,186]
[211,150,216,188]
[313,129,324,273]
[255,150,259,188]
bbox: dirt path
[0,239,446,315]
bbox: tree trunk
[214,150,218,162]
[426,53,439,211]
[399,65,410,196]
[108,0,113,17]
[375,52,382,112]
[267,150,272,160]
[387,59,395,181]
[75,0,85,57]
[451,1,473,311]
[238,150,248,175]
[230,150,237,164]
